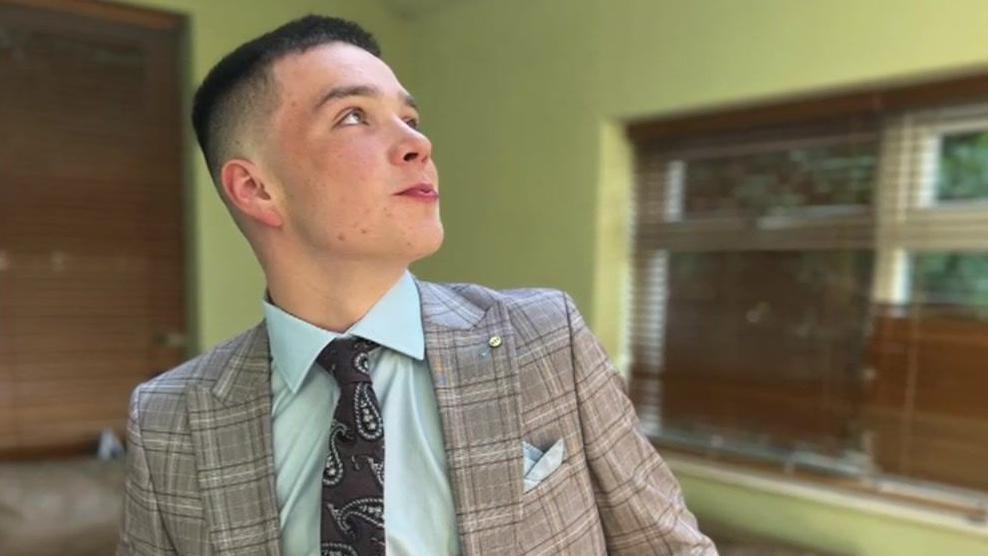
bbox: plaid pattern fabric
[118,280,717,556]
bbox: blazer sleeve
[563,292,718,555]
[117,386,177,556]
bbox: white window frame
[874,103,988,305]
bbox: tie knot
[317,337,380,384]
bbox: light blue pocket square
[522,439,565,493]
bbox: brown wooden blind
[0,1,186,458]
[629,73,988,500]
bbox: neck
[264,256,407,333]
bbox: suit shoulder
[130,326,259,417]
[498,286,571,317]
[433,281,573,323]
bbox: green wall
[405,0,988,554]
[407,0,605,310]
[120,0,409,351]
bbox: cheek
[291,139,396,240]
[312,180,386,242]
[319,142,381,192]
[330,155,389,218]
[303,157,369,214]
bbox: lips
[396,183,439,200]
[398,183,436,194]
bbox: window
[0,2,186,458]
[628,77,988,513]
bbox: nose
[390,122,433,166]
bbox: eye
[339,108,366,126]
[405,117,420,130]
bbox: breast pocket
[519,442,598,551]
[523,438,566,493]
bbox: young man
[118,15,717,556]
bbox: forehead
[270,42,403,102]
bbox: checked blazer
[118,280,717,555]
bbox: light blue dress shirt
[263,272,459,556]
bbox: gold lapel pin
[488,335,503,348]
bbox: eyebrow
[313,84,419,113]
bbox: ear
[219,158,284,229]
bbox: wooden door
[0,0,185,458]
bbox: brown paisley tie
[316,337,386,556]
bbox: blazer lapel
[417,281,524,555]
[186,323,282,556]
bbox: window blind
[629,74,988,505]
[0,1,186,459]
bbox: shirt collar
[263,271,424,394]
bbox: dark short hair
[191,15,381,185]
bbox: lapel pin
[488,335,503,348]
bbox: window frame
[627,74,988,515]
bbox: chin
[406,225,444,263]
